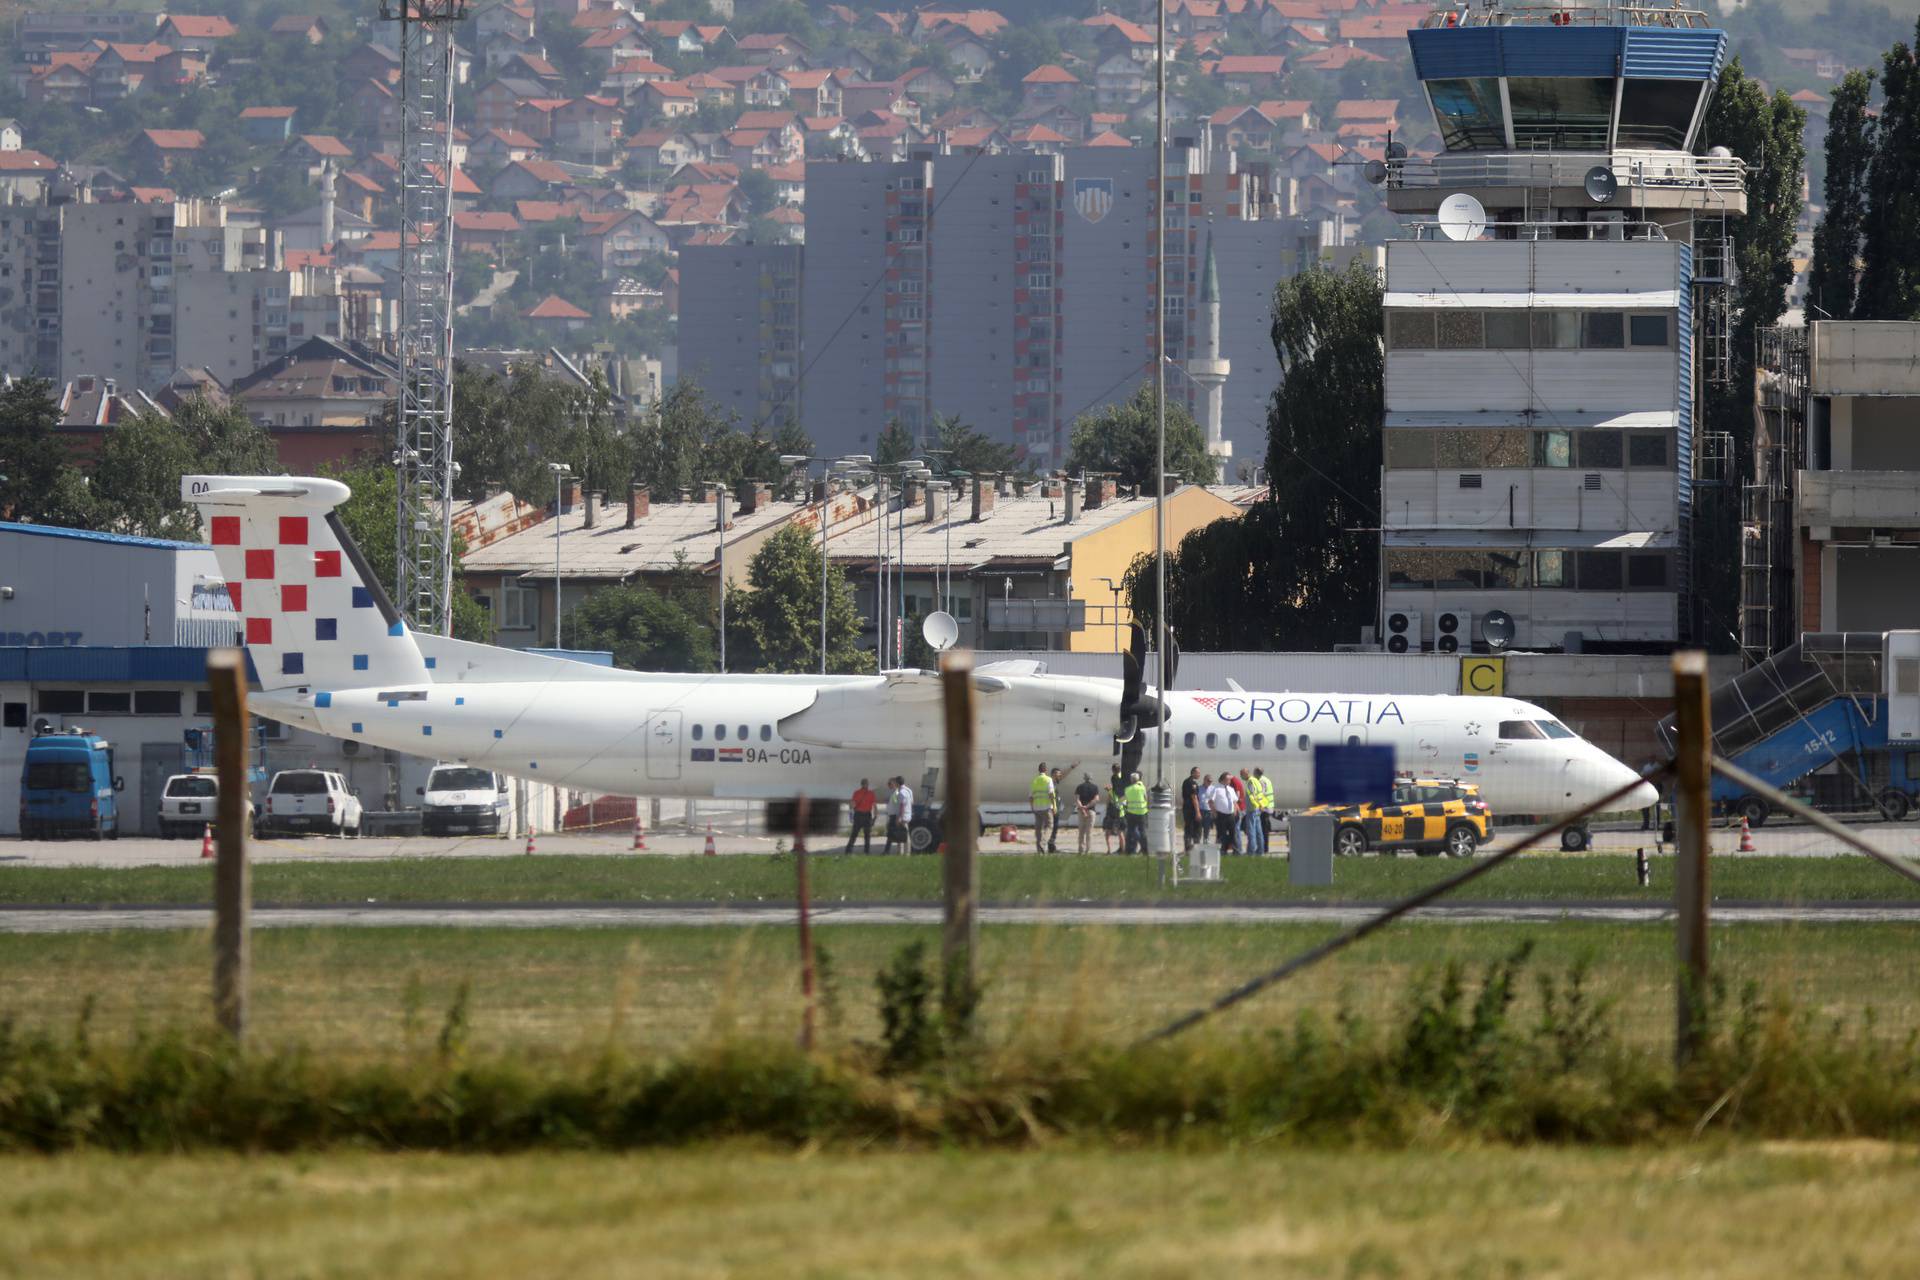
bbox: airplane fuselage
[261,674,1645,818]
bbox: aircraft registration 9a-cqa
[184,476,1656,821]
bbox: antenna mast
[381,0,468,634]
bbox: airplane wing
[777,670,1028,749]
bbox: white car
[259,768,362,838]
[156,772,252,838]
[419,764,512,836]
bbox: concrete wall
[927,153,1026,445]
[678,243,800,429]
[1810,321,1920,397]
[1850,397,1920,472]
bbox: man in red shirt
[846,778,877,854]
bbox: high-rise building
[0,192,351,391]
[1375,2,1742,653]
[674,144,1323,468]
[677,242,802,430]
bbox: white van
[419,764,512,836]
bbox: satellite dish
[1583,165,1619,205]
[922,610,959,653]
[1707,145,1732,160]
[1363,158,1388,185]
[1385,140,1408,160]
[1436,192,1487,241]
[1482,610,1516,651]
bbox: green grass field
[3,852,1916,906]
[3,920,1915,1055]
[3,1144,1918,1278]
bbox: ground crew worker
[1030,763,1056,854]
[1123,771,1150,854]
[1048,767,1066,853]
[846,778,877,855]
[1249,767,1274,856]
[1102,768,1125,853]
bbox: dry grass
[1,920,1917,1055]
[3,1144,1919,1277]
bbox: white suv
[260,769,363,838]
[157,771,253,838]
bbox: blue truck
[1662,631,1920,826]
[20,730,123,840]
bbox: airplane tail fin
[183,475,430,693]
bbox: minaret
[1189,228,1231,466]
[319,159,336,251]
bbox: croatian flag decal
[718,747,744,763]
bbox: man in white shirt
[885,776,915,854]
[1206,775,1239,854]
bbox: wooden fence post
[1671,649,1712,1067]
[792,793,816,1052]
[207,648,251,1042]
[939,650,978,1029]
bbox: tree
[1696,59,1806,648]
[0,378,93,527]
[1125,259,1382,651]
[930,413,1019,478]
[1066,384,1218,489]
[727,523,873,674]
[736,166,777,215]
[568,571,716,673]
[1861,20,1920,319]
[325,460,492,643]
[1809,69,1875,320]
[89,414,199,538]
[874,420,914,466]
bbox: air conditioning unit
[1588,210,1626,241]
[1435,610,1472,654]
[1385,609,1422,654]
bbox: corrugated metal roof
[1387,410,1677,429]
[1385,290,1683,309]
[0,521,203,552]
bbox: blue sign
[1313,744,1396,806]
[3,631,84,646]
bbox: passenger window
[1498,720,1548,740]
[737,725,747,741]
[1228,733,1241,749]
[1297,735,1309,751]
[1251,733,1264,749]
[691,724,703,741]
[1184,732,1196,748]
[716,724,727,740]
[1205,733,1217,749]
[1346,735,1361,746]
[760,725,771,741]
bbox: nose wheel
[1560,825,1590,852]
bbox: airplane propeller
[1116,622,1176,781]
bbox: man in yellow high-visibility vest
[1029,763,1056,855]
[1122,771,1150,855]
[1250,767,1275,856]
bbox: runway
[4,900,1918,933]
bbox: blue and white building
[1376,2,1743,654]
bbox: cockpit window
[1541,720,1576,739]
[1498,720,1547,740]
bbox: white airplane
[184,475,1656,847]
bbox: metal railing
[1389,152,1747,194]
[1419,1,1715,28]
[1406,217,1669,240]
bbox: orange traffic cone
[1738,815,1756,853]
[703,824,717,857]
[524,828,537,855]
[200,824,214,859]
[632,809,647,851]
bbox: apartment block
[677,242,801,430]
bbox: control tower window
[1618,79,1704,150]
[1508,78,1613,151]
[1428,78,1506,150]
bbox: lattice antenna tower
[381,0,467,634]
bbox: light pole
[1151,0,1174,855]
[706,480,729,673]
[784,453,872,675]
[548,462,571,649]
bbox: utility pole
[383,0,468,635]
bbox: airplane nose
[1625,780,1659,810]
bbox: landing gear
[1560,825,1590,852]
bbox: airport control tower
[1374,1,1744,656]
